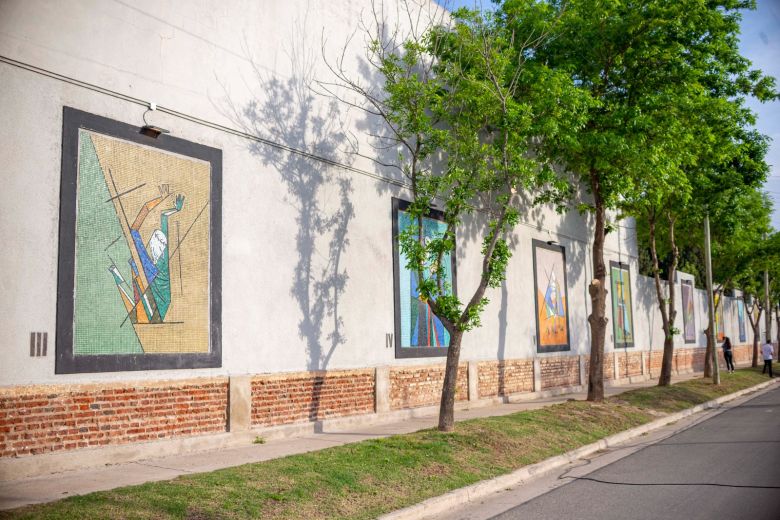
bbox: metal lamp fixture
[140,103,169,138]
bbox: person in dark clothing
[722,337,735,373]
[762,340,774,377]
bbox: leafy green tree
[739,265,767,366]
[629,189,689,387]
[735,228,780,367]
[769,234,780,347]
[324,2,586,430]
[510,0,776,399]
[639,106,772,384]
[420,7,590,430]
[703,189,772,372]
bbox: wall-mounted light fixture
[140,102,169,138]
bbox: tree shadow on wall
[218,18,355,429]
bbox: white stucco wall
[0,0,739,388]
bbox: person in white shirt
[761,340,774,378]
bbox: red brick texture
[732,344,754,365]
[540,356,580,389]
[616,351,643,378]
[645,345,758,376]
[477,360,534,398]
[648,351,664,374]
[389,364,468,410]
[251,370,375,428]
[584,353,615,385]
[674,348,706,372]
[0,378,228,458]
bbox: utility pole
[704,215,720,385]
[764,234,771,344]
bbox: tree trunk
[765,269,772,343]
[437,329,463,432]
[747,304,762,368]
[587,175,608,402]
[703,289,722,378]
[650,214,678,387]
[752,322,760,368]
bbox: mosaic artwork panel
[73,131,211,355]
[737,299,747,343]
[715,294,725,342]
[533,241,570,353]
[56,107,221,373]
[397,210,452,349]
[392,199,457,358]
[610,262,634,348]
[681,280,696,344]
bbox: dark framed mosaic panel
[715,293,725,343]
[737,298,747,343]
[56,107,222,373]
[532,239,571,353]
[681,279,697,344]
[610,261,634,349]
[392,198,457,359]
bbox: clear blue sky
[740,0,780,231]
[437,0,780,231]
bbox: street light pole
[764,235,771,344]
[704,214,720,385]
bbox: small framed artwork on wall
[391,198,456,359]
[737,298,747,343]
[681,279,697,344]
[532,240,571,353]
[610,261,634,349]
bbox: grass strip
[1,368,772,520]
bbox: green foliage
[539,0,778,302]
[535,0,770,211]
[382,4,588,333]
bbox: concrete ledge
[378,378,778,520]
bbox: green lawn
[1,368,771,520]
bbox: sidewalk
[0,372,704,511]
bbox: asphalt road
[431,384,780,520]
[491,385,780,520]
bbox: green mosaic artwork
[72,130,212,356]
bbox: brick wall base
[0,378,228,458]
[617,351,643,378]
[583,353,616,385]
[3,345,763,460]
[251,370,374,427]
[540,357,580,389]
[389,365,468,410]
[477,360,534,398]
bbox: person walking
[761,340,774,378]
[722,337,735,373]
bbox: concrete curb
[379,378,779,520]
